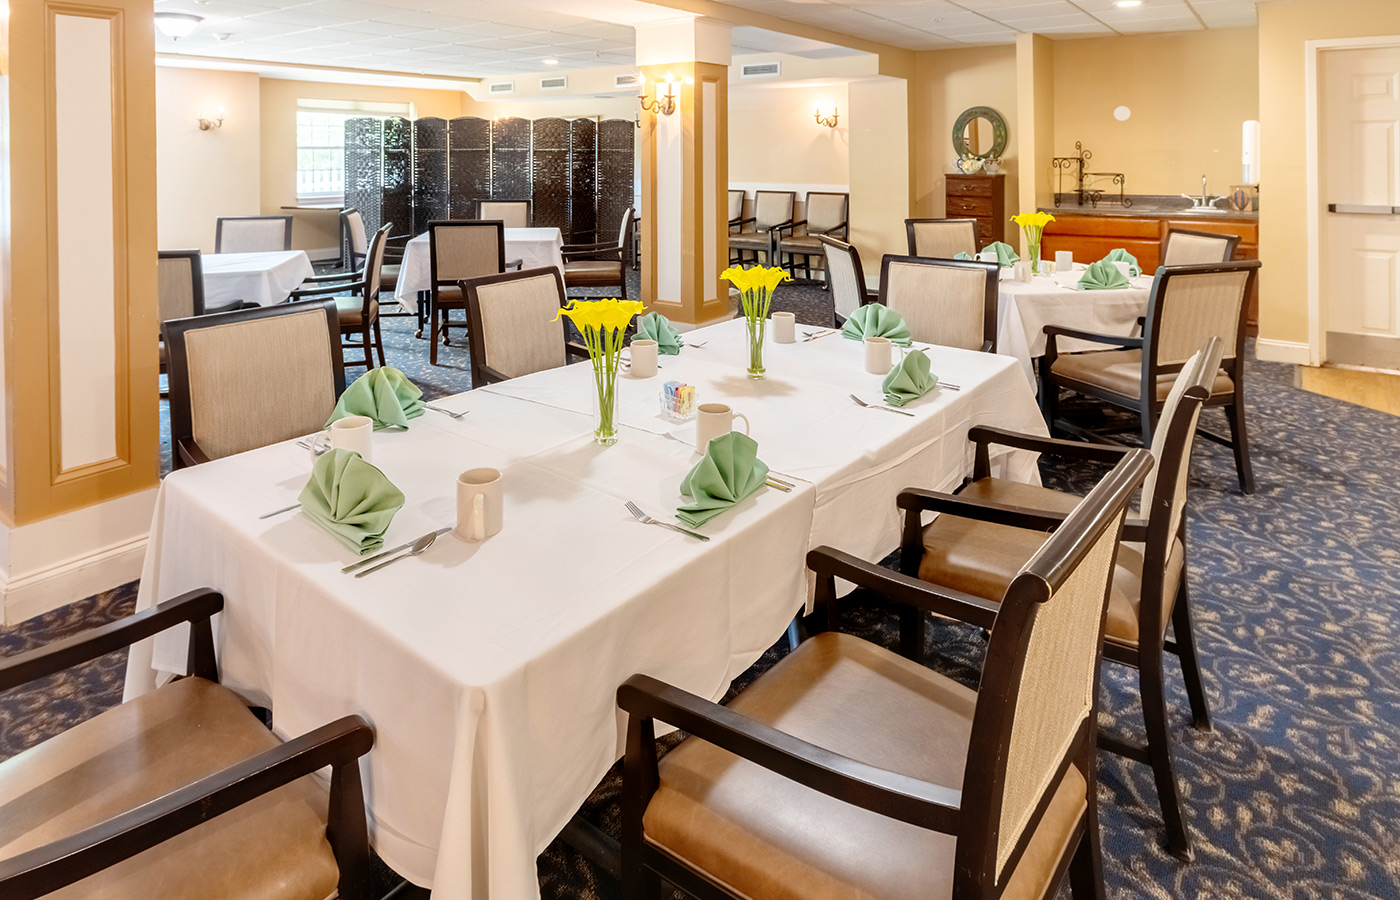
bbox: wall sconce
[198,108,225,131]
[639,75,677,116]
[814,105,839,129]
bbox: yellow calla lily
[1011,211,1055,230]
[722,264,790,321]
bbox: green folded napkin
[327,366,425,430]
[298,448,405,555]
[881,349,939,407]
[840,303,912,348]
[1078,259,1132,291]
[634,312,682,356]
[677,432,770,528]
[1101,248,1142,277]
[954,251,974,261]
[981,241,1020,268]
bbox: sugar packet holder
[660,381,697,422]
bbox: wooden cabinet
[1042,212,1261,334]
[945,174,1005,249]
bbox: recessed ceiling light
[1113,0,1143,7]
[543,59,559,66]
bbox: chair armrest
[561,240,619,252]
[806,546,1001,631]
[290,281,362,299]
[968,425,1133,465]
[475,363,511,385]
[201,301,259,315]
[562,247,622,261]
[773,220,803,237]
[617,674,962,833]
[0,589,223,691]
[1122,518,1150,543]
[0,716,374,900]
[177,438,211,468]
[896,488,1068,533]
[565,342,591,361]
[1042,325,1142,349]
[734,215,756,228]
[301,270,359,283]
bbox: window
[295,99,414,202]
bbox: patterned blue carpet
[12,276,1400,899]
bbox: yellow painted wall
[1051,29,1259,197]
[911,45,1017,242]
[727,81,849,187]
[257,78,470,251]
[156,67,262,252]
[1257,0,1400,346]
[848,77,910,265]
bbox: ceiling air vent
[488,81,514,95]
[740,61,780,79]
[540,76,567,91]
[615,73,642,89]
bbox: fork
[426,404,469,420]
[625,501,710,542]
[685,340,709,349]
[802,329,837,342]
[849,393,915,417]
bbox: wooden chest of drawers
[945,174,1006,248]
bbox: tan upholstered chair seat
[918,479,1185,646]
[433,286,464,305]
[335,296,378,326]
[1050,350,1233,402]
[643,632,1086,900]
[727,231,771,250]
[564,260,622,275]
[0,677,340,900]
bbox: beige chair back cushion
[1161,231,1234,266]
[1154,269,1249,365]
[158,256,198,322]
[822,241,864,320]
[345,210,367,256]
[806,193,848,234]
[727,190,744,221]
[617,208,635,249]
[996,514,1123,876]
[753,191,793,230]
[477,273,568,379]
[910,221,976,259]
[434,224,503,283]
[184,309,335,460]
[218,218,288,254]
[884,261,987,350]
[478,202,529,228]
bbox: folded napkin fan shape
[634,312,683,355]
[981,241,1020,268]
[677,431,771,528]
[298,448,406,555]
[954,251,974,261]
[841,303,912,348]
[1078,258,1132,291]
[1101,248,1142,277]
[328,366,425,430]
[882,348,939,408]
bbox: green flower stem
[586,324,621,443]
[743,288,769,378]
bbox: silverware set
[685,340,709,349]
[259,502,301,519]
[626,502,710,541]
[343,527,452,576]
[849,393,916,417]
[426,404,469,420]
[801,329,838,342]
[764,473,795,493]
[297,436,329,457]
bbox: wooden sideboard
[945,174,1006,248]
[1041,212,1260,334]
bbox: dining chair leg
[1224,394,1255,494]
[1141,653,1193,861]
[1038,363,1061,435]
[1067,802,1106,900]
[373,318,387,368]
[1171,580,1213,732]
[430,306,441,366]
[899,606,925,662]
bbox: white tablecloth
[393,227,566,312]
[202,250,315,308]
[124,318,1046,900]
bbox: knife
[341,526,451,574]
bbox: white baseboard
[0,537,147,625]
[1255,338,1311,365]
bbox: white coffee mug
[1013,261,1033,283]
[310,415,373,464]
[772,312,796,344]
[863,336,904,375]
[1113,261,1132,279]
[455,467,503,542]
[977,250,997,263]
[622,339,659,378]
[1056,250,1074,270]
[695,402,750,453]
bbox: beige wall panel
[847,77,910,265]
[728,82,849,189]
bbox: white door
[1320,45,1400,370]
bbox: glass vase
[1028,238,1042,275]
[591,358,619,446]
[745,317,766,380]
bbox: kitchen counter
[1040,193,1257,219]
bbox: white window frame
[295,99,415,204]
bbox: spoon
[354,532,438,578]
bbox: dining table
[202,250,315,308]
[393,227,566,313]
[124,317,1047,900]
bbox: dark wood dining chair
[214,215,293,253]
[1039,259,1261,493]
[164,300,345,469]
[728,190,795,265]
[904,218,977,259]
[427,219,510,365]
[1160,229,1239,267]
[817,235,876,327]
[907,338,1224,860]
[291,222,391,371]
[563,207,634,300]
[461,267,588,386]
[616,448,1154,900]
[776,191,849,281]
[879,254,999,351]
[0,588,374,900]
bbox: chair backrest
[361,223,392,304]
[818,236,870,323]
[462,267,570,385]
[1143,260,1260,377]
[727,189,744,223]
[341,209,369,267]
[879,255,998,352]
[429,220,506,287]
[215,215,293,253]
[804,192,849,237]
[158,250,205,323]
[751,191,795,230]
[164,300,345,468]
[905,218,977,259]
[616,207,637,250]
[1160,229,1239,267]
[477,200,531,229]
[955,447,1153,896]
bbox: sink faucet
[1181,175,1219,209]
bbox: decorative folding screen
[448,116,491,219]
[413,117,449,235]
[344,117,384,236]
[381,117,413,240]
[531,118,570,235]
[569,118,598,244]
[490,117,532,204]
[598,118,636,252]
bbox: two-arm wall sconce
[814,106,839,128]
[638,75,677,116]
[198,108,225,131]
